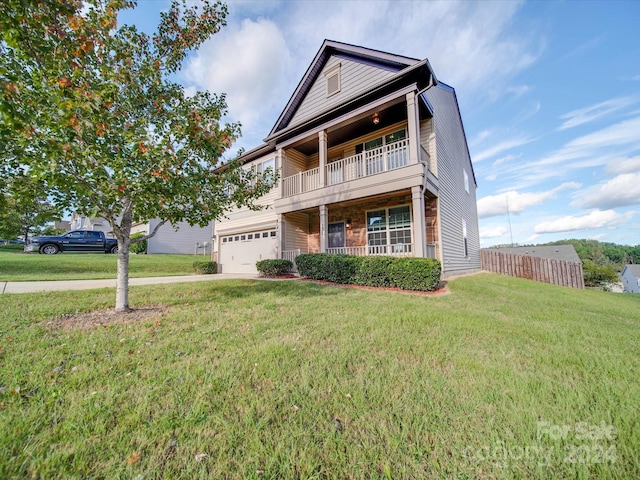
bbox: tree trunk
[115,205,133,312]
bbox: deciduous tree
[0,0,276,311]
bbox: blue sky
[121,0,640,247]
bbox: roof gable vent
[325,63,341,97]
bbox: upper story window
[464,168,470,193]
[246,157,277,186]
[325,63,341,97]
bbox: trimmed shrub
[295,253,360,284]
[256,259,293,277]
[296,253,441,291]
[352,256,395,287]
[193,261,217,274]
[389,257,441,291]
[130,233,147,254]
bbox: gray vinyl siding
[146,219,214,254]
[424,84,480,274]
[284,213,310,254]
[283,149,308,177]
[621,266,640,293]
[419,119,437,176]
[289,56,396,127]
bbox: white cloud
[477,182,580,219]
[281,0,538,97]
[558,96,639,130]
[534,209,633,234]
[571,172,640,209]
[473,136,534,163]
[506,85,531,98]
[183,18,292,145]
[607,155,640,175]
[496,115,640,190]
[480,225,508,238]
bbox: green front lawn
[1,274,638,478]
[0,250,203,281]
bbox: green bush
[130,233,147,254]
[295,253,360,284]
[389,257,441,291]
[352,256,394,287]
[193,261,217,274]
[296,253,442,291]
[582,260,618,288]
[256,259,293,277]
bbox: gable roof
[623,264,640,277]
[492,245,582,263]
[268,40,428,138]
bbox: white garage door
[218,229,278,274]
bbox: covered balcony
[282,137,428,197]
[274,91,438,214]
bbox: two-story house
[214,40,480,278]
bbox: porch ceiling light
[372,112,380,125]
[346,218,352,229]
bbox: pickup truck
[26,230,118,255]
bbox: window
[325,63,341,97]
[356,129,407,174]
[366,205,412,254]
[464,169,470,193]
[463,219,468,257]
[256,157,276,182]
[248,234,253,240]
[223,237,227,243]
[234,236,239,241]
[240,235,246,241]
[262,232,269,238]
[270,231,276,237]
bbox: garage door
[218,229,278,274]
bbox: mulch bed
[45,305,170,330]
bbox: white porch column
[278,148,285,198]
[319,204,327,253]
[406,91,420,164]
[277,214,284,259]
[411,185,426,257]
[318,130,327,187]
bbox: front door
[328,222,345,249]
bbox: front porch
[279,191,439,266]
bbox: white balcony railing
[282,167,320,197]
[282,138,410,198]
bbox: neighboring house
[214,40,480,277]
[491,245,581,263]
[131,219,213,255]
[54,220,71,231]
[71,213,212,254]
[69,213,113,235]
[621,264,640,293]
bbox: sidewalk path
[1,274,260,294]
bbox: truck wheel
[110,245,118,254]
[40,244,59,255]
